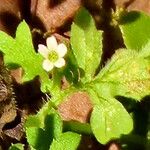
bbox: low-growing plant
[0,7,150,150]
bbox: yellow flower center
[48,50,59,62]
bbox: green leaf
[87,81,125,101]
[26,127,50,150]
[96,48,150,100]
[25,115,42,128]
[50,132,81,150]
[25,108,63,150]
[90,99,133,144]
[119,11,150,50]
[63,121,92,135]
[64,48,79,84]
[71,8,102,82]
[0,21,51,92]
[9,143,24,150]
[85,81,133,144]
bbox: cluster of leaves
[0,7,150,150]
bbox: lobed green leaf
[0,21,51,92]
[96,48,150,101]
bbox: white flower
[38,36,67,72]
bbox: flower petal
[42,59,54,71]
[54,58,65,68]
[56,43,67,57]
[46,36,57,50]
[38,44,49,58]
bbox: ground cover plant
[0,1,150,150]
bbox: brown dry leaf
[0,65,17,135]
[58,92,93,123]
[0,100,16,135]
[4,123,24,141]
[3,110,27,141]
[30,0,82,32]
[10,67,23,83]
[0,102,16,124]
[127,0,150,14]
[114,0,150,14]
[0,0,22,36]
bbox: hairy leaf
[25,108,62,150]
[50,132,81,150]
[86,87,133,144]
[0,21,51,92]
[90,102,133,144]
[71,8,102,82]
[96,48,150,100]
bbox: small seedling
[0,7,149,150]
